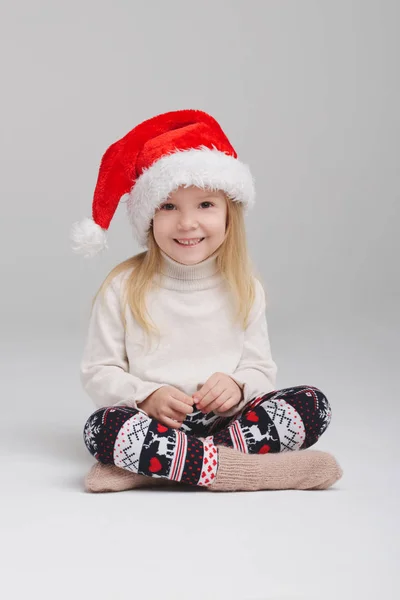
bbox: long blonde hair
[91,194,265,338]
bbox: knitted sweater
[80,249,278,417]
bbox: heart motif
[207,465,212,472]
[211,473,215,479]
[247,411,259,423]
[212,459,217,466]
[204,457,208,464]
[149,457,162,472]
[157,424,168,433]
[259,444,270,454]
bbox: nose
[177,213,199,230]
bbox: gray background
[1,1,399,598]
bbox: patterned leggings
[83,385,332,488]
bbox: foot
[84,463,178,493]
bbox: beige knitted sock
[84,463,181,493]
[85,448,343,493]
[208,446,343,492]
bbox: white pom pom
[70,217,108,258]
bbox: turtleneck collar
[154,248,223,291]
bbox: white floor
[2,324,398,600]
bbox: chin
[170,245,211,263]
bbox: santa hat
[70,109,255,257]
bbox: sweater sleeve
[214,277,278,417]
[80,278,165,410]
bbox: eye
[159,201,215,210]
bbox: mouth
[174,238,205,247]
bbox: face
[152,186,228,265]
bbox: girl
[71,109,342,493]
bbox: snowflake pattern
[83,413,102,453]
[318,394,332,434]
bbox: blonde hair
[91,194,265,339]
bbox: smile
[174,238,205,246]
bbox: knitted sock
[208,445,343,492]
[84,463,181,493]
[84,446,343,492]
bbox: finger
[206,391,232,414]
[193,373,221,404]
[206,392,232,414]
[170,398,194,415]
[172,391,194,407]
[166,407,187,422]
[198,385,224,410]
[160,415,182,429]
[217,397,238,413]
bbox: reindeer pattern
[85,385,332,485]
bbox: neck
[154,248,223,291]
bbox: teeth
[176,238,203,246]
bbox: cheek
[206,216,227,233]
[152,217,171,236]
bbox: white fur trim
[126,146,255,247]
[70,217,108,258]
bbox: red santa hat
[70,109,255,257]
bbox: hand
[192,372,244,414]
[140,385,194,429]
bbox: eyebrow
[165,193,222,202]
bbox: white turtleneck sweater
[80,249,278,417]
